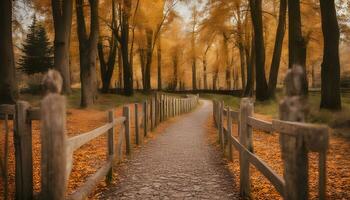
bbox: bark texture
[0,0,17,104]
[319,0,342,110]
[267,0,287,98]
[249,0,269,101]
[76,0,99,107]
[51,0,73,94]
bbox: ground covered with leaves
[0,96,150,199]
[207,113,350,200]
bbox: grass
[200,91,350,136]
[20,89,151,111]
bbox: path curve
[99,100,238,199]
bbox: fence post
[239,98,253,198]
[213,101,216,125]
[123,106,131,155]
[143,101,148,137]
[14,101,33,200]
[135,104,140,145]
[279,65,309,200]
[218,101,223,146]
[40,70,67,200]
[155,93,159,126]
[227,107,233,162]
[150,98,154,130]
[106,110,115,183]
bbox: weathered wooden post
[160,95,163,122]
[218,101,223,146]
[123,106,131,155]
[239,97,254,198]
[279,65,309,200]
[154,93,159,127]
[135,104,140,145]
[227,107,233,161]
[165,95,168,120]
[143,101,148,137]
[213,101,216,125]
[40,70,67,200]
[14,101,33,200]
[150,97,153,128]
[106,110,115,183]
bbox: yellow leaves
[136,0,165,30]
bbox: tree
[319,0,341,110]
[288,0,308,95]
[249,0,269,101]
[19,17,53,75]
[190,5,198,90]
[51,0,73,94]
[98,0,118,93]
[76,0,99,107]
[0,0,17,104]
[119,0,133,96]
[267,0,287,98]
[157,38,162,90]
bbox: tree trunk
[192,59,197,90]
[76,0,99,108]
[120,0,133,96]
[267,0,287,98]
[98,1,117,93]
[288,0,308,95]
[319,0,341,110]
[51,0,73,94]
[157,37,162,90]
[0,0,17,104]
[223,33,231,90]
[249,0,269,101]
[191,37,197,90]
[235,3,246,90]
[244,31,254,97]
[144,29,153,92]
[171,54,179,91]
[213,69,219,90]
[97,38,117,93]
[203,58,208,90]
[118,49,123,89]
[139,47,146,89]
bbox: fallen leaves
[207,115,350,200]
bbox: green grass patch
[20,89,151,111]
[200,92,350,129]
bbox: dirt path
[98,100,238,200]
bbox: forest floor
[205,94,350,199]
[0,90,151,199]
[1,91,349,199]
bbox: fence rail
[213,98,329,200]
[0,91,199,200]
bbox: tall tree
[249,0,269,101]
[267,0,287,98]
[157,38,162,90]
[98,0,118,93]
[0,0,17,104]
[51,0,73,94]
[191,6,198,90]
[234,1,247,90]
[19,17,53,75]
[288,0,308,95]
[98,36,117,93]
[76,0,99,107]
[319,0,341,110]
[120,0,133,95]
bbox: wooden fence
[213,98,329,200]
[0,88,199,199]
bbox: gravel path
[99,100,238,200]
